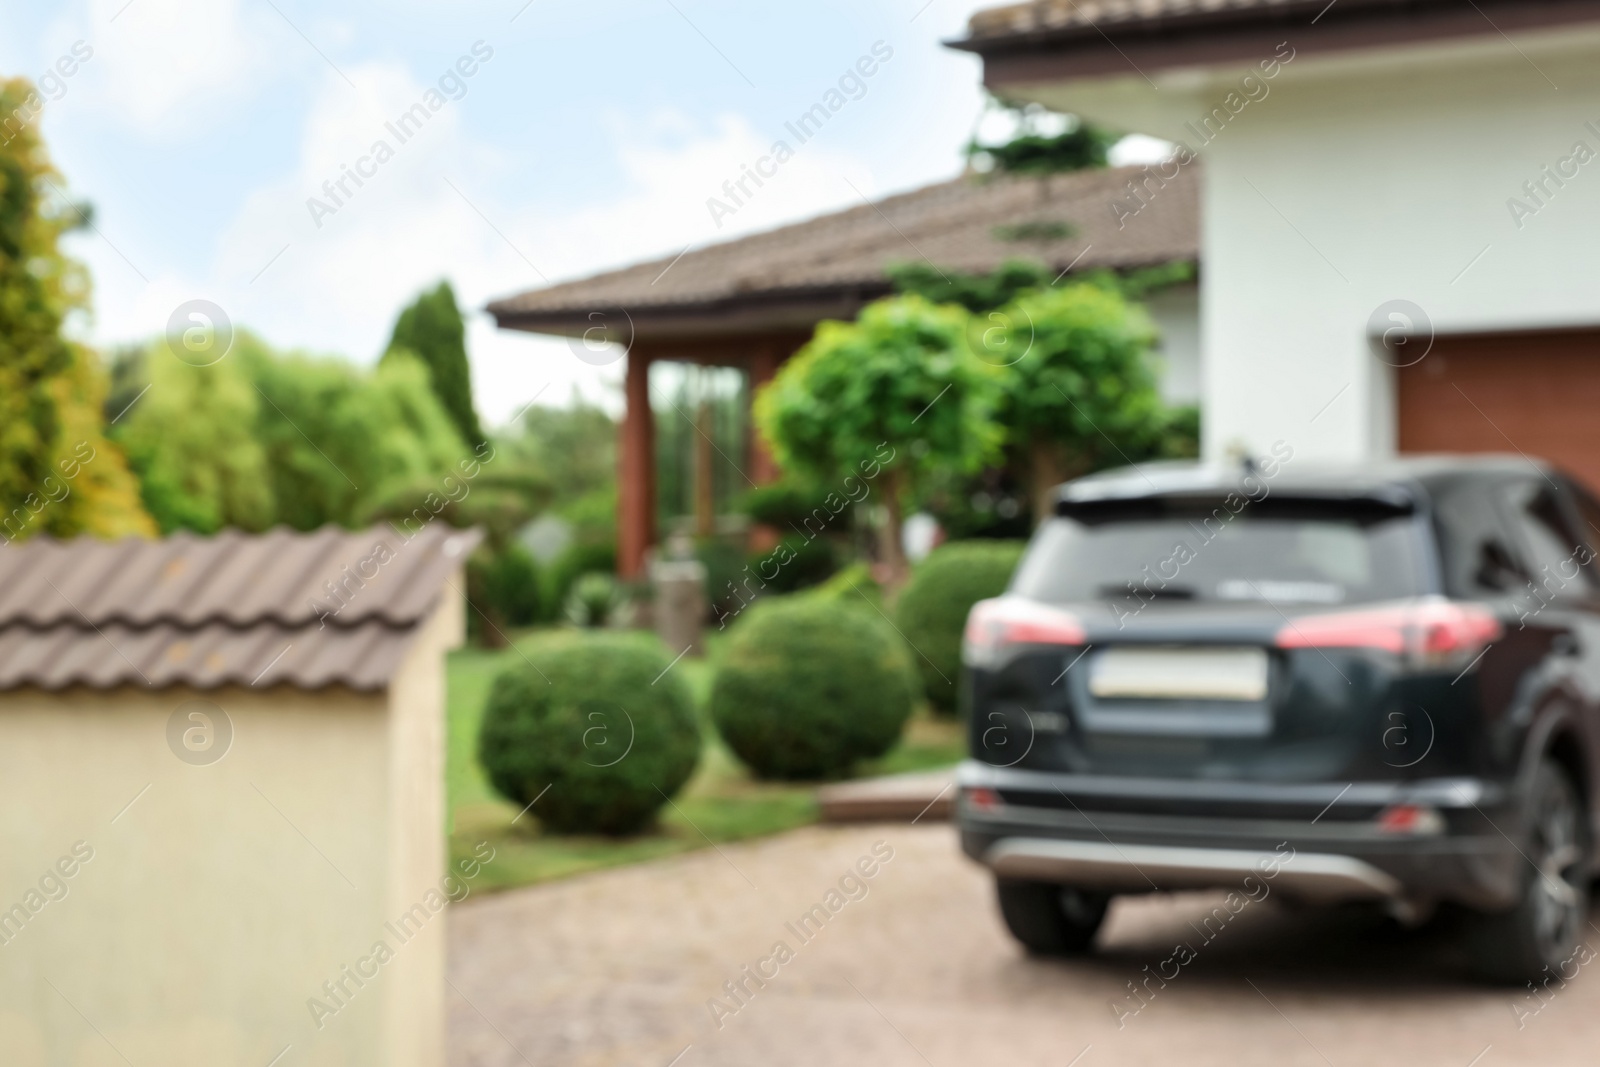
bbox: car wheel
[995,878,1109,955]
[1468,759,1590,984]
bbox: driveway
[448,823,1600,1066]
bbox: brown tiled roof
[0,523,479,692]
[958,0,1596,50]
[966,0,1313,41]
[488,165,1198,336]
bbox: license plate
[1089,646,1269,702]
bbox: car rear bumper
[956,762,1524,910]
[985,838,1401,902]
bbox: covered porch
[488,164,1200,577]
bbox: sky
[1,0,1159,426]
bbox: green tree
[247,343,469,529]
[502,400,616,505]
[111,335,475,534]
[887,259,1056,315]
[889,260,1198,529]
[991,283,1165,523]
[754,296,999,583]
[114,344,275,534]
[890,258,1198,315]
[967,99,1120,175]
[487,398,621,618]
[0,76,152,543]
[383,280,483,447]
[1150,404,1201,461]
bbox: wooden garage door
[1397,328,1600,492]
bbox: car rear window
[1011,495,1430,608]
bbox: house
[952,0,1600,488]
[0,522,477,1067]
[490,164,1199,576]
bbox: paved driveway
[448,824,1600,1067]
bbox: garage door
[1397,328,1600,492]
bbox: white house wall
[1009,25,1600,462]
[1143,281,1201,406]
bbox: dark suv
[957,455,1600,982]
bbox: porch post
[744,343,786,555]
[618,348,655,579]
[748,343,784,485]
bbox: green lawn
[446,629,964,893]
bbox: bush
[737,480,832,529]
[697,535,750,620]
[1156,404,1200,460]
[542,539,616,621]
[564,571,622,627]
[478,633,700,835]
[465,544,540,644]
[749,535,837,594]
[711,597,915,780]
[894,540,1027,715]
[803,561,880,610]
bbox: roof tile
[966,0,1310,39]
[489,165,1198,328]
[0,523,478,692]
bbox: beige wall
[0,595,460,1066]
[383,588,460,1067]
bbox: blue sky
[1,0,1151,423]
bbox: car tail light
[963,786,1002,813]
[1376,803,1445,836]
[963,597,1086,668]
[1275,598,1500,670]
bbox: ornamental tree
[0,76,152,543]
[989,282,1165,523]
[754,295,1000,584]
[383,280,484,448]
[114,335,471,533]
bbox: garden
[445,549,1014,893]
[445,273,1198,894]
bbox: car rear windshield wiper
[1097,584,1197,601]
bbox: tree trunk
[1029,440,1067,528]
[1028,440,1089,527]
[878,466,910,590]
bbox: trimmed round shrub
[478,633,700,835]
[894,540,1027,715]
[711,597,916,780]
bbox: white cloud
[83,0,270,133]
[467,110,893,425]
[74,22,977,431]
[36,0,1038,439]
[472,110,889,426]
[539,108,885,270]
[105,67,893,429]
